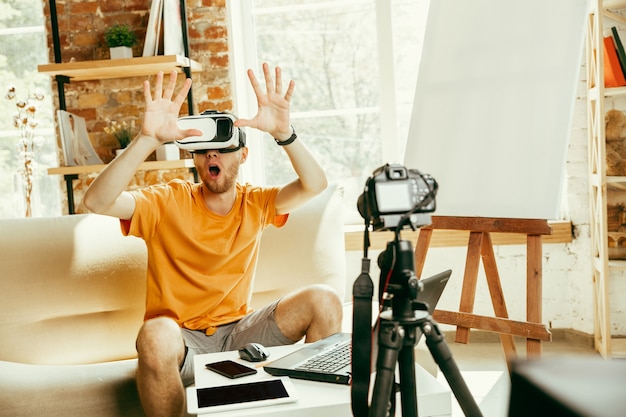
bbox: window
[0,0,60,218]
[229,0,430,224]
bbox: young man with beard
[83,64,343,417]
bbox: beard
[202,161,240,194]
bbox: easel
[413,216,552,364]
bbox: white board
[404,0,588,219]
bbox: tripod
[353,235,484,417]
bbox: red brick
[206,85,228,99]
[201,0,226,7]
[71,2,100,14]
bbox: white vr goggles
[176,110,246,152]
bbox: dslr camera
[176,110,246,151]
[357,163,438,231]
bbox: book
[611,27,626,77]
[163,0,184,56]
[603,36,626,87]
[143,0,163,57]
[57,110,103,166]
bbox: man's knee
[275,284,343,338]
[136,317,185,366]
[294,284,343,329]
[307,284,343,315]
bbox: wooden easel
[413,216,552,363]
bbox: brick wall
[41,0,231,213]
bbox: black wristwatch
[274,126,297,146]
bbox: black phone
[205,360,257,379]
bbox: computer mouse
[238,342,269,362]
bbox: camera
[357,163,438,230]
[176,110,245,151]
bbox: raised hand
[235,63,295,140]
[141,70,201,144]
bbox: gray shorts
[179,300,295,386]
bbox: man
[83,64,343,417]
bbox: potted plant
[105,120,135,156]
[104,24,137,59]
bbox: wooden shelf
[47,159,197,215]
[38,55,202,81]
[604,85,626,96]
[611,338,626,358]
[608,259,626,268]
[603,0,626,8]
[47,158,195,176]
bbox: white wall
[345,61,602,336]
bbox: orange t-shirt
[121,180,287,335]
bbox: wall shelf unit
[587,0,626,358]
[38,55,201,82]
[38,0,200,111]
[39,0,202,214]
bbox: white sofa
[0,184,346,417]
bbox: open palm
[142,71,200,143]
[235,63,294,140]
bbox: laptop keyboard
[295,341,351,373]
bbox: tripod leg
[422,320,484,417]
[397,341,418,417]
[369,321,404,417]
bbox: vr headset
[176,110,246,151]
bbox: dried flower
[5,85,16,100]
[5,85,46,217]
[104,119,135,148]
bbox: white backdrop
[404,0,588,219]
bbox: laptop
[263,269,452,385]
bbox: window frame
[227,0,407,190]
[0,8,60,218]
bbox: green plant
[105,120,135,148]
[104,24,137,48]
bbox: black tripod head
[377,229,433,324]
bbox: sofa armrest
[0,214,146,365]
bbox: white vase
[110,46,133,59]
[156,143,180,161]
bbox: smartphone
[205,360,257,379]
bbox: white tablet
[186,377,298,415]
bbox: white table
[188,344,452,416]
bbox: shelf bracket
[54,75,70,111]
[179,0,195,114]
